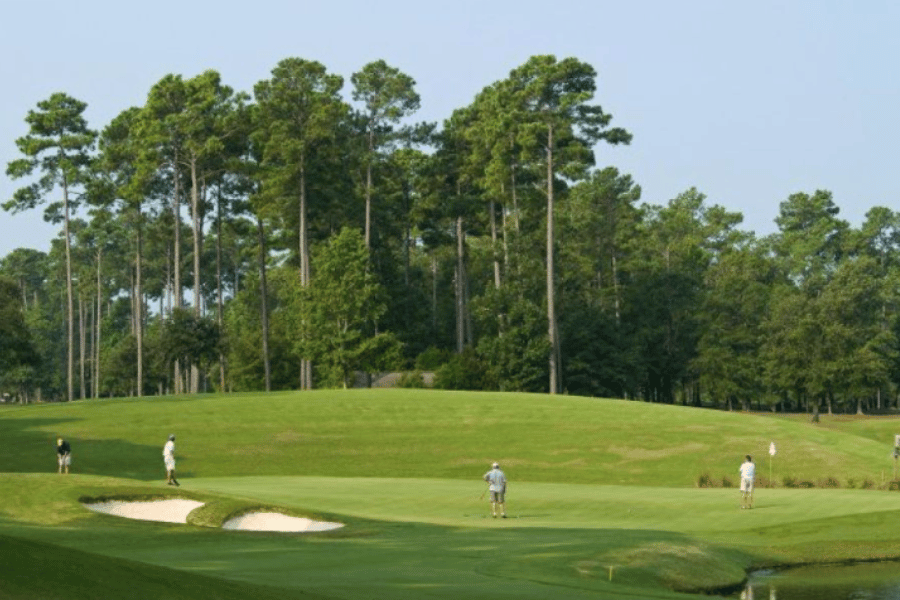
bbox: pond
[741,562,900,600]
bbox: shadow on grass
[0,417,187,481]
[0,532,325,600]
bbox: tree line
[2,54,899,416]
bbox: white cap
[492,462,499,468]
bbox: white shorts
[740,477,754,493]
[58,454,71,467]
[164,457,176,471]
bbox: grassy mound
[1,389,895,486]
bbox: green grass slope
[0,532,326,600]
[1,389,895,486]
[1,390,900,599]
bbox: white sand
[83,500,343,532]
[83,499,205,523]
[222,512,344,532]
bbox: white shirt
[163,440,175,460]
[740,461,755,480]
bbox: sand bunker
[83,500,343,532]
[84,499,205,524]
[222,512,343,532]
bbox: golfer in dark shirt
[57,438,71,474]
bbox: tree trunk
[63,180,75,402]
[136,209,143,397]
[431,254,438,336]
[95,249,102,398]
[501,185,510,283]
[612,254,622,327]
[546,125,559,395]
[190,164,203,394]
[172,152,183,394]
[490,200,501,289]
[79,285,86,400]
[365,129,373,249]
[216,190,226,392]
[456,215,466,354]
[300,159,312,390]
[509,136,520,235]
[403,180,411,288]
[257,216,272,392]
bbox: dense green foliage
[0,277,38,394]
[2,55,900,413]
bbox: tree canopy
[2,55,899,416]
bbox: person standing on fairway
[483,462,507,518]
[739,455,755,509]
[56,438,71,474]
[163,434,179,486]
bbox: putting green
[189,475,900,534]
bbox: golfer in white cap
[483,462,507,518]
[163,434,179,486]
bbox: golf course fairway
[2,389,900,599]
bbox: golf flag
[769,442,776,456]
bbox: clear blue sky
[2,0,898,258]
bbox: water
[741,562,900,600]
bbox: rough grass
[2,390,900,599]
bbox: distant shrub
[846,478,857,489]
[783,476,798,488]
[397,371,426,389]
[721,476,733,488]
[798,480,815,488]
[861,479,875,490]
[889,480,900,492]
[415,346,450,371]
[697,473,714,488]
[433,349,487,391]
[819,477,841,489]
[756,476,773,489]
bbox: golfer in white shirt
[739,455,755,509]
[164,434,179,486]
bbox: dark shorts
[490,490,505,503]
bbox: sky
[1,0,898,258]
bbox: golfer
[739,455,755,509]
[56,438,71,474]
[163,434,179,486]
[483,462,507,518]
